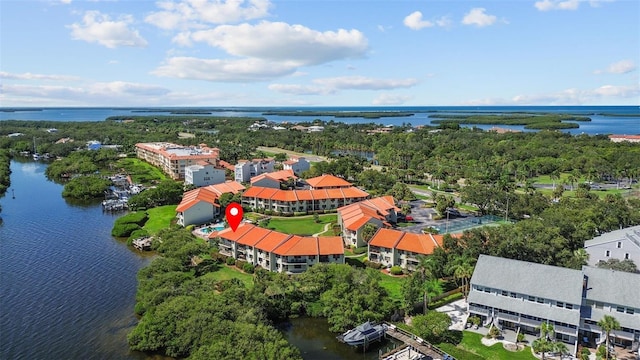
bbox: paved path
[312,223,332,237]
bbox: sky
[0,0,638,107]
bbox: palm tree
[598,315,621,360]
[423,278,443,314]
[449,256,475,300]
[532,322,556,360]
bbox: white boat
[337,321,387,346]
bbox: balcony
[282,258,308,264]
[554,325,577,336]
[612,329,635,341]
[497,312,519,323]
[218,248,232,257]
[469,305,490,316]
[520,317,542,328]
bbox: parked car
[405,215,414,222]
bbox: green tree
[361,223,378,244]
[423,278,443,314]
[598,315,621,360]
[411,311,451,343]
[596,258,638,273]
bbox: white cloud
[463,83,639,105]
[404,11,434,30]
[535,0,613,11]
[68,11,147,48]
[313,76,418,90]
[462,8,497,27]
[60,0,72,4]
[0,71,80,81]
[372,93,411,105]
[269,76,418,96]
[606,60,636,74]
[152,56,297,82]
[145,0,271,30]
[403,11,450,30]
[188,21,368,66]
[267,84,335,95]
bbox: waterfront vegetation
[142,205,178,233]
[430,113,590,130]
[437,331,536,360]
[0,149,11,196]
[115,157,168,185]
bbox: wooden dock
[380,323,454,360]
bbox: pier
[380,323,455,360]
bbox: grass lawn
[537,187,632,200]
[458,203,480,212]
[116,158,167,185]
[143,205,177,234]
[379,273,405,301]
[266,214,337,236]
[438,331,536,360]
[208,265,254,288]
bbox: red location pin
[225,202,243,232]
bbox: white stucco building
[184,161,226,187]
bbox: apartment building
[211,223,344,274]
[176,181,245,226]
[337,196,399,247]
[235,158,275,183]
[367,228,444,270]
[135,142,220,180]
[184,161,226,187]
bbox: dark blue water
[1,106,638,135]
[0,160,151,359]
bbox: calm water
[0,159,151,359]
[1,106,638,135]
[280,317,402,360]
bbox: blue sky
[1,0,638,107]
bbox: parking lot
[399,200,500,235]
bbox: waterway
[0,160,399,359]
[0,159,151,359]
[1,106,638,135]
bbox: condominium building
[176,181,245,226]
[367,228,444,270]
[282,156,310,176]
[584,225,640,267]
[337,196,399,247]
[234,158,275,183]
[135,142,220,180]
[468,255,640,355]
[211,223,344,274]
[184,161,226,187]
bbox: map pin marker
[225,202,243,232]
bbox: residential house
[184,161,226,187]
[367,228,444,270]
[136,142,220,180]
[250,169,297,189]
[234,158,275,183]
[468,255,640,355]
[283,156,310,176]
[337,196,399,247]
[211,223,344,273]
[584,225,640,267]
[176,181,245,226]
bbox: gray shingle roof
[582,266,640,309]
[471,255,584,305]
[584,225,640,248]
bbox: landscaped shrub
[210,251,228,263]
[353,246,368,255]
[487,325,501,339]
[364,260,383,270]
[390,265,403,275]
[112,223,141,238]
[117,211,149,226]
[226,257,236,266]
[235,259,247,269]
[242,262,255,274]
[294,212,307,216]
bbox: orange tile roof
[283,160,297,165]
[396,232,442,255]
[241,186,369,202]
[368,228,443,256]
[306,174,352,189]
[318,236,344,255]
[337,196,396,231]
[218,160,235,171]
[368,228,404,249]
[212,224,345,258]
[176,187,220,212]
[207,181,245,195]
[250,169,297,184]
[273,235,317,256]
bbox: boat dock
[380,323,455,360]
[132,237,153,251]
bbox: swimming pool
[201,224,225,233]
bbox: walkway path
[312,223,332,237]
[382,323,453,360]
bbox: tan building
[368,228,446,271]
[136,142,220,180]
[337,196,399,247]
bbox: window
[501,290,508,297]
[625,253,630,260]
[528,295,536,302]
[536,297,544,304]
[566,304,573,310]
[617,242,622,248]
[595,302,603,309]
[626,308,634,315]
[617,306,624,313]
[605,250,611,257]
[484,287,491,293]
[556,301,564,308]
